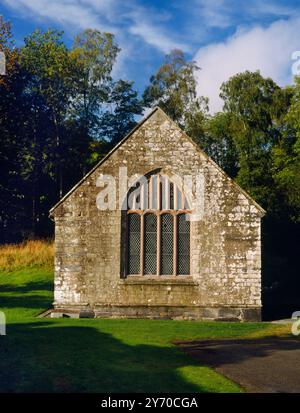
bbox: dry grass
[0,240,54,271]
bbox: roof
[49,106,266,216]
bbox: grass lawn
[0,267,289,393]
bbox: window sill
[121,276,197,286]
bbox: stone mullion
[156,213,161,276]
[173,214,177,276]
[140,214,144,276]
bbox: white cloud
[194,17,300,113]
[249,0,299,18]
[129,21,190,53]
[194,0,233,28]
[193,0,300,29]
[2,0,107,31]
[2,0,189,53]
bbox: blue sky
[1,0,300,112]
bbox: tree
[20,29,74,199]
[204,112,239,177]
[272,80,300,221]
[220,71,289,210]
[99,80,144,145]
[0,17,32,241]
[0,21,146,241]
[143,49,204,126]
[219,71,299,319]
[64,29,122,175]
[70,29,120,137]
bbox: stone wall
[50,108,264,321]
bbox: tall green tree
[70,29,120,137]
[272,80,300,221]
[0,22,145,241]
[99,79,144,146]
[204,112,239,177]
[0,17,31,241]
[66,29,121,175]
[143,49,206,126]
[20,29,74,199]
[219,71,299,319]
[220,70,289,210]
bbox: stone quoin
[49,107,265,321]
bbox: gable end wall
[52,110,263,321]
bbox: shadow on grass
[0,280,53,310]
[0,268,54,308]
[0,321,206,393]
[0,294,52,309]
[0,281,53,294]
[0,276,215,393]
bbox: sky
[1,0,300,112]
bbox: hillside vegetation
[0,240,54,271]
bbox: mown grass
[0,240,54,271]
[0,242,290,393]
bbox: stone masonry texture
[50,107,265,321]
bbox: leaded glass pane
[160,214,173,275]
[144,214,157,275]
[177,214,190,275]
[128,213,141,274]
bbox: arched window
[126,173,191,276]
